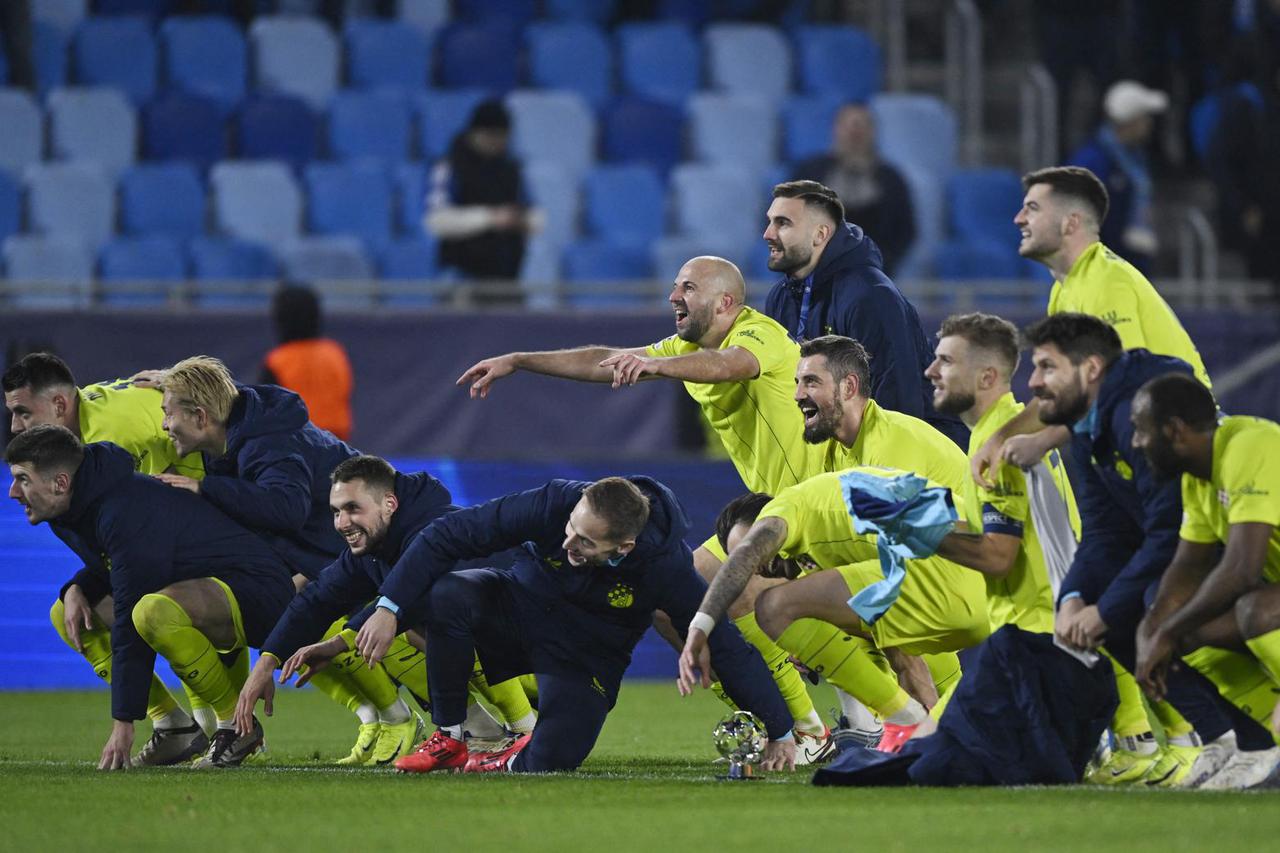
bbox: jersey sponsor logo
[734,329,766,346]
[606,582,634,608]
[982,509,1020,529]
[1097,310,1132,327]
[985,484,1024,498]
[1232,481,1269,499]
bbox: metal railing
[1178,207,1223,307]
[1019,63,1059,173]
[945,0,984,166]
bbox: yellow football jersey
[821,399,967,492]
[78,380,204,478]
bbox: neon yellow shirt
[1180,416,1280,584]
[965,393,1079,632]
[822,399,968,492]
[1047,242,1210,387]
[78,380,204,478]
[647,306,823,494]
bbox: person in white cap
[1067,80,1169,273]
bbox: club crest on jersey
[606,582,634,608]
[1219,489,1230,508]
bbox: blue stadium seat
[781,94,842,162]
[0,171,20,244]
[94,0,174,18]
[1189,82,1264,163]
[250,16,339,110]
[328,91,412,163]
[562,240,653,306]
[506,90,596,178]
[705,23,792,101]
[72,16,157,104]
[934,239,1024,281]
[1,235,93,307]
[688,93,778,175]
[601,97,684,176]
[436,23,520,91]
[583,164,666,249]
[0,88,44,178]
[521,161,581,248]
[344,18,431,93]
[119,163,205,240]
[871,93,957,180]
[187,235,276,279]
[396,0,450,36]
[658,0,711,28]
[278,236,375,308]
[32,0,87,32]
[98,236,186,305]
[211,160,302,245]
[793,25,881,102]
[651,234,753,283]
[454,0,537,28]
[141,93,226,169]
[545,0,617,23]
[304,162,394,251]
[526,22,613,110]
[394,162,428,234]
[47,87,137,177]
[24,162,116,249]
[160,16,248,116]
[669,163,760,248]
[893,162,942,280]
[33,21,69,98]
[617,22,700,106]
[945,167,1023,253]
[379,237,441,307]
[235,95,319,170]
[416,89,491,161]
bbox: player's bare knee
[754,587,793,640]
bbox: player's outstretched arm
[457,347,646,398]
[235,653,280,736]
[600,346,760,389]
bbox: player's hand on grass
[154,473,200,494]
[355,608,397,667]
[760,738,796,772]
[62,584,94,653]
[677,628,712,696]
[129,369,165,389]
[457,355,517,399]
[235,657,278,736]
[99,720,134,771]
[280,635,347,687]
[598,353,660,388]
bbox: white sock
[837,689,882,733]
[462,701,506,739]
[441,724,464,740]
[508,711,538,734]
[192,706,217,737]
[795,709,826,736]
[216,719,235,731]
[155,706,194,731]
[355,703,378,725]
[885,698,927,727]
[1118,732,1159,754]
[1168,732,1201,748]
[378,698,411,725]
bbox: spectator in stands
[791,103,915,277]
[260,285,354,441]
[1068,80,1167,274]
[423,99,541,305]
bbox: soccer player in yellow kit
[1133,373,1280,789]
[2,352,213,763]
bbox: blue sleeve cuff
[1059,591,1083,604]
[773,730,794,742]
[376,596,400,615]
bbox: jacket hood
[1094,349,1192,435]
[62,442,137,526]
[373,471,457,563]
[786,221,885,295]
[624,475,691,561]
[225,384,310,449]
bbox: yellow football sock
[50,597,180,722]
[329,647,400,710]
[732,612,819,726]
[131,593,238,721]
[1193,644,1279,734]
[378,634,430,706]
[518,674,539,703]
[777,618,907,718]
[1245,627,1280,682]
[923,652,962,696]
[1106,652,1156,738]
[469,656,535,727]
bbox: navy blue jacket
[374,477,793,739]
[260,471,457,660]
[53,443,290,721]
[764,222,968,446]
[199,384,358,578]
[1059,350,1194,627]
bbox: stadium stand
[249,15,340,110]
[704,23,792,101]
[344,18,432,93]
[617,22,701,106]
[159,15,248,115]
[119,163,206,240]
[210,160,303,245]
[71,15,157,104]
[525,21,613,110]
[47,87,137,177]
[328,91,413,163]
[235,95,319,169]
[0,88,43,178]
[141,93,227,169]
[24,161,116,249]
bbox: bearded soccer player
[1132,374,1280,789]
[6,426,293,768]
[4,352,215,760]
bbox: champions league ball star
[713,711,765,780]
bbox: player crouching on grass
[234,455,538,761]
[6,425,294,769]
[349,476,796,774]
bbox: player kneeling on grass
[352,476,795,774]
[234,455,538,762]
[6,425,294,769]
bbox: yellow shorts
[835,556,990,656]
[697,533,727,562]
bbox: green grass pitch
[1,681,1277,853]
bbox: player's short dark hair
[937,312,1021,376]
[799,335,873,396]
[1138,373,1218,432]
[2,352,76,395]
[272,285,321,343]
[715,492,772,552]
[1021,166,1111,226]
[1021,313,1123,367]
[331,455,397,495]
[4,423,84,474]
[772,180,846,226]
[583,477,650,543]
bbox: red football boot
[877,722,922,754]
[463,733,532,773]
[394,730,468,773]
